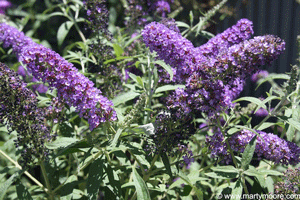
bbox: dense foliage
[1,0,300,199]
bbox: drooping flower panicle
[0,23,116,130]
[142,18,286,156]
[196,18,254,58]
[0,62,53,165]
[0,0,11,14]
[206,129,300,165]
[142,19,285,118]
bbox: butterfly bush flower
[196,18,254,58]
[254,107,269,117]
[144,110,196,165]
[142,21,207,83]
[125,0,174,28]
[142,19,285,117]
[0,23,116,130]
[206,129,300,165]
[0,0,11,14]
[160,18,180,33]
[154,1,171,17]
[251,70,269,82]
[0,23,33,56]
[17,65,48,93]
[0,63,53,165]
[84,0,110,35]
[271,167,300,196]
[143,19,285,157]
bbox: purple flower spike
[0,63,53,165]
[142,22,207,82]
[254,107,269,117]
[0,0,11,14]
[0,23,33,56]
[206,129,300,165]
[20,44,116,130]
[251,70,269,82]
[222,35,285,77]
[196,18,254,58]
[154,1,170,17]
[0,23,116,130]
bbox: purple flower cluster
[153,1,171,17]
[251,70,269,82]
[84,0,110,35]
[0,23,32,56]
[84,0,113,63]
[145,110,196,156]
[142,19,285,117]
[0,62,53,165]
[18,65,48,93]
[206,129,300,165]
[0,0,11,14]
[196,18,254,59]
[125,0,174,29]
[272,167,300,196]
[254,107,269,117]
[0,23,116,130]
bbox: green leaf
[286,124,295,142]
[104,56,131,64]
[175,21,190,29]
[200,30,215,39]
[256,73,290,89]
[227,127,241,135]
[112,91,140,106]
[230,179,243,200]
[205,171,238,179]
[60,175,78,200]
[266,176,274,193]
[105,165,122,198]
[286,118,300,140]
[113,43,124,57]
[128,72,143,88]
[161,152,173,179]
[155,85,185,94]
[176,172,203,200]
[211,166,239,174]
[257,122,277,131]
[124,34,141,48]
[244,167,283,177]
[57,21,74,46]
[0,170,23,200]
[233,97,266,110]
[132,168,151,200]
[110,128,123,148]
[16,183,33,200]
[87,157,104,200]
[154,60,173,81]
[241,135,257,170]
[135,123,155,136]
[136,76,144,88]
[46,137,90,156]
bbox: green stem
[40,161,54,200]
[217,118,239,168]
[184,0,228,38]
[0,150,47,192]
[241,176,250,196]
[130,154,160,200]
[254,97,285,130]
[146,53,153,123]
[125,140,145,200]
[120,0,128,9]
[53,150,104,193]
[62,0,97,64]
